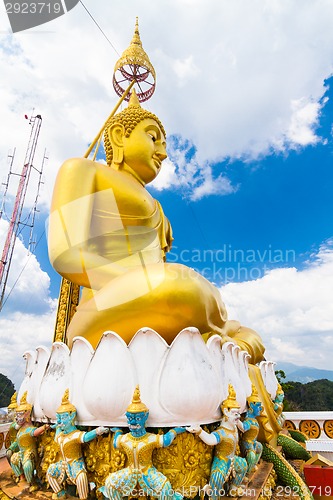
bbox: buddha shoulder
[54,158,128,193]
[54,158,98,193]
[54,158,156,214]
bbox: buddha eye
[148,132,157,142]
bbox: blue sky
[0,0,333,388]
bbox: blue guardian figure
[240,384,263,474]
[46,389,108,500]
[101,385,185,500]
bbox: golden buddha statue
[47,21,264,363]
[48,91,264,363]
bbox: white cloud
[286,98,322,147]
[150,157,178,191]
[0,220,52,313]
[0,309,56,389]
[0,219,56,387]
[220,241,333,371]
[0,0,332,199]
[173,55,200,87]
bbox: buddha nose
[155,146,167,161]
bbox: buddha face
[122,118,167,185]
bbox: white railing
[284,411,333,440]
[0,422,11,458]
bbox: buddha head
[56,389,77,432]
[104,91,167,185]
[125,385,149,437]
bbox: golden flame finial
[8,392,17,410]
[126,385,149,413]
[247,383,260,403]
[222,384,241,410]
[131,17,141,46]
[57,388,76,414]
[16,391,32,413]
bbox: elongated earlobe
[113,146,124,165]
[108,123,125,166]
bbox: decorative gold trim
[299,420,321,439]
[284,420,296,431]
[323,420,333,439]
[114,18,156,81]
[37,428,60,484]
[152,431,213,498]
[53,278,80,343]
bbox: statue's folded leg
[67,263,228,348]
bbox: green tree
[0,373,15,407]
[284,379,333,411]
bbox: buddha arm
[48,158,124,289]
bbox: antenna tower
[0,114,44,310]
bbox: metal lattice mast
[0,114,43,310]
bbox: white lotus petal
[222,342,247,412]
[265,361,278,399]
[259,361,267,387]
[17,350,37,405]
[32,346,50,421]
[207,335,227,409]
[239,350,252,398]
[128,328,171,425]
[83,331,137,424]
[231,345,247,412]
[70,336,95,424]
[39,342,71,420]
[159,327,221,425]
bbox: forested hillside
[0,373,15,407]
[283,379,333,411]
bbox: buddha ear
[108,123,125,166]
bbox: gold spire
[16,391,32,413]
[132,17,141,46]
[222,384,241,410]
[128,89,141,107]
[57,388,76,414]
[114,18,156,81]
[8,391,17,410]
[126,385,149,413]
[247,383,260,403]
